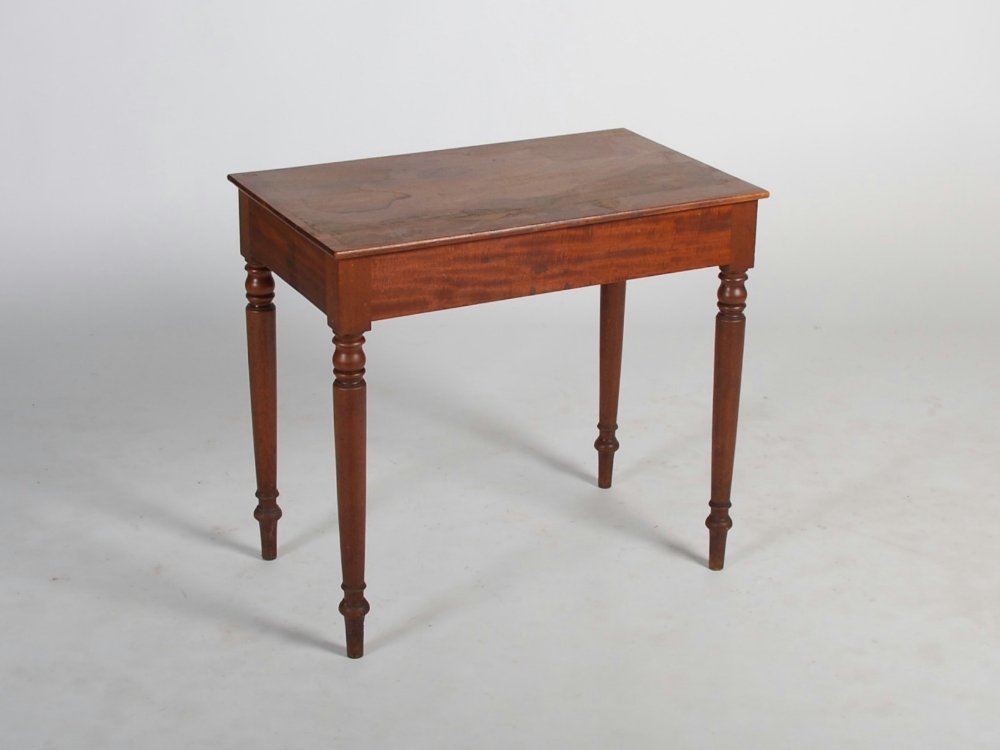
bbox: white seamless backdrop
[2,2,999,749]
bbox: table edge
[230,179,768,261]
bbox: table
[228,129,767,658]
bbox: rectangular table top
[228,129,767,259]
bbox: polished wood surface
[332,333,369,658]
[595,282,626,489]
[233,130,766,657]
[368,206,734,320]
[707,267,749,570]
[229,129,766,258]
[244,262,281,561]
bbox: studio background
[2,2,998,748]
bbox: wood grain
[595,282,626,488]
[369,206,732,320]
[707,266,748,570]
[332,332,370,658]
[240,192,328,312]
[728,201,759,270]
[244,261,281,560]
[230,129,767,657]
[229,129,767,259]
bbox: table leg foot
[595,281,626,489]
[706,505,733,571]
[595,432,619,489]
[245,261,281,561]
[706,266,747,571]
[333,331,369,658]
[253,496,282,561]
[340,584,371,659]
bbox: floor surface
[3,271,999,749]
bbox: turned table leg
[332,331,370,658]
[595,281,626,488]
[245,261,281,560]
[707,266,748,570]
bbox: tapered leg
[332,332,370,658]
[245,261,281,560]
[706,266,748,570]
[595,281,626,488]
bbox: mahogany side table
[228,129,767,658]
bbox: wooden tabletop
[229,128,767,259]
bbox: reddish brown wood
[728,200,759,270]
[240,192,328,313]
[706,266,749,570]
[228,129,766,260]
[369,207,731,320]
[332,331,370,658]
[595,281,626,488]
[244,261,281,560]
[230,129,767,657]
[327,257,373,334]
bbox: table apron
[369,204,744,320]
[239,191,330,312]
